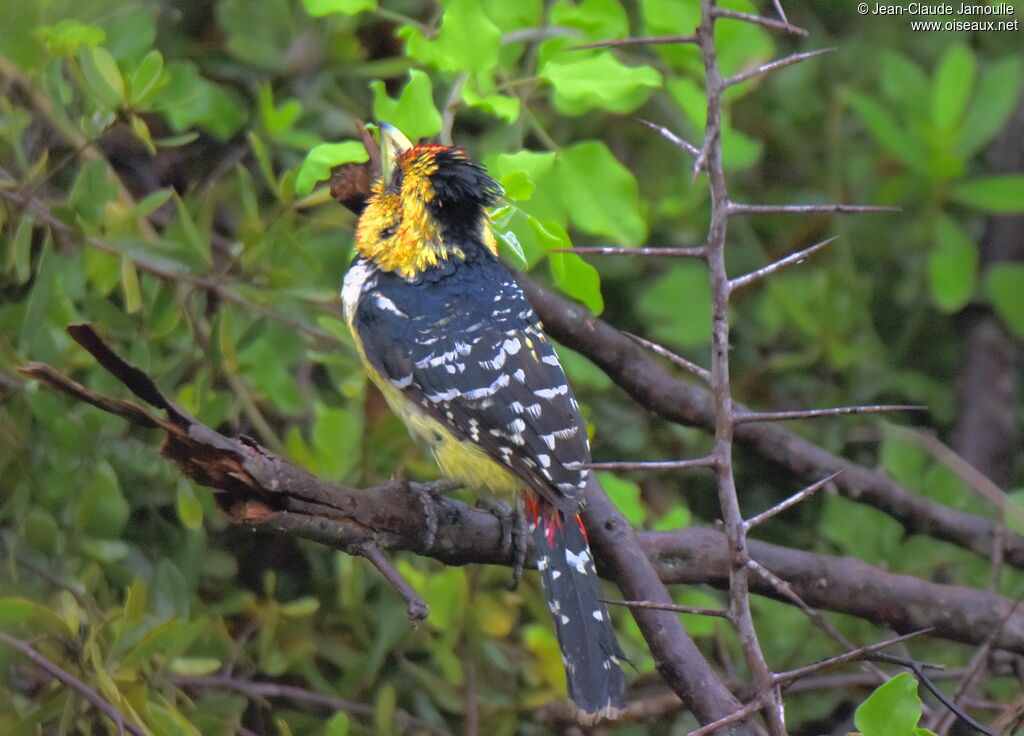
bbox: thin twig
[930,598,1023,734]
[711,7,809,35]
[555,245,706,257]
[729,236,838,292]
[686,700,763,736]
[604,599,729,617]
[902,659,999,736]
[624,332,712,383]
[769,0,789,24]
[356,541,430,621]
[772,629,932,687]
[724,48,834,87]
[172,674,450,735]
[744,471,842,530]
[569,34,698,50]
[734,404,927,424]
[637,118,702,157]
[0,632,147,736]
[728,202,900,215]
[582,456,719,471]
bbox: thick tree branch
[518,278,1024,569]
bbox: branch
[517,276,1024,570]
[24,324,751,733]
[0,631,147,736]
[644,528,1024,655]
[723,48,835,87]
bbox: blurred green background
[1,0,1022,733]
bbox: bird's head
[355,124,503,279]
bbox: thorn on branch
[624,332,712,383]
[772,629,934,688]
[603,599,729,618]
[636,118,701,158]
[734,405,928,424]
[724,47,835,88]
[711,6,809,36]
[728,202,901,216]
[555,245,706,258]
[581,455,719,471]
[744,471,842,530]
[569,34,698,50]
[729,236,839,292]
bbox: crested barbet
[341,123,625,722]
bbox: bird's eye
[380,224,397,239]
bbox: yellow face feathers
[355,128,502,279]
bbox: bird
[341,123,625,723]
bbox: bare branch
[744,471,842,530]
[711,6,809,35]
[734,404,928,424]
[637,118,702,157]
[724,47,835,87]
[356,540,430,621]
[729,236,839,292]
[172,674,449,735]
[769,0,789,24]
[0,632,147,736]
[520,277,1024,568]
[728,201,901,215]
[605,599,729,617]
[556,245,706,257]
[569,34,698,50]
[687,700,762,736]
[583,456,718,471]
[773,629,933,687]
[625,332,712,383]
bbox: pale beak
[379,122,413,182]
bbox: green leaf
[120,255,142,313]
[845,89,929,174]
[931,44,975,135]
[598,472,644,525]
[171,194,213,267]
[499,172,535,201]
[551,0,629,40]
[81,46,125,110]
[129,49,166,106]
[854,673,923,736]
[325,713,350,736]
[281,596,321,617]
[168,657,222,676]
[10,213,33,285]
[34,20,105,55]
[175,478,204,531]
[403,0,501,72]
[555,141,646,245]
[540,51,661,115]
[371,69,442,144]
[880,51,929,124]
[927,215,977,312]
[653,505,690,531]
[154,61,247,139]
[956,56,1024,158]
[77,461,130,538]
[303,0,375,15]
[69,159,117,225]
[950,175,1024,214]
[295,141,369,196]
[636,263,711,347]
[533,218,604,314]
[461,85,520,123]
[0,597,74,637]
[988,264,1024,339]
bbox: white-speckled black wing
[350,253,590,511]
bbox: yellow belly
[375,374,522,495]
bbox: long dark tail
[528,497,625,723]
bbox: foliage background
[1,0,1022,733]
